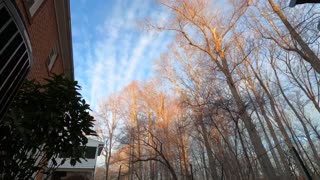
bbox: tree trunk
[248,62,311,179]
[200,143,209,180]
[267,0,320,74]
[251,95,284,175]
[235,119,255,179]
[248,87,292,179]
[272,64,320,169]
[198,113,219,180]
[221,66,277,179]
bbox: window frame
[23,0,45,20]
[47,43,58,72]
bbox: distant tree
[96,94,122,180]
[0,75,96,180]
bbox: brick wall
[13,1,67,179]
[15,0,64,83]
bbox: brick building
[0,0,73,119]
[0,1,91,179]
[15,0,74,81]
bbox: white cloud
[73,0,172,110]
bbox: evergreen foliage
[0,75,96,179]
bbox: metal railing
[0,0,32,120]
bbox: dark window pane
[85,147,96,159]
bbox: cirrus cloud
[71,0,172,110]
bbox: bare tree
[150,0,278,178]
[96,95,122,180]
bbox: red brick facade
[15,0,66,82]
[11,1,73,179]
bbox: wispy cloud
[71,0,171,109]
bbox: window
[97,144,104,156]
[0,0,32,120]
[85,147,96,159]
[24,0,44,17]
[59,146,97,159]
[47,44,58,71]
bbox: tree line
[96,0,320,179]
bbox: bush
[0,75,96,179]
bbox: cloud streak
[71,0,171,110]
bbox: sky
[70,0,172,110]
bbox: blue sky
[70,0,172,110]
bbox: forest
[95,0,320,179]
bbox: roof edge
[54,0,74,80]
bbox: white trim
[47,44,58,71]
[29,0,44,16]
